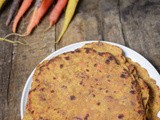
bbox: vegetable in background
[0,0,5,10]
[12,0,33,33]
[49,0,68,27]
[26,0,53,35]
[6,0,22,26]
[1,0,79,44]
[56,0,79,43]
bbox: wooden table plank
[119,0,160,72]
[102,0,125,44]
[0,5,56,120]
[0,5,13,120]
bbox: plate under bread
[21,41,160,119]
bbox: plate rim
[20,40,160,119]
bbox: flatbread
[82,42,149,109]
[127,58,160,120]
[23,48,145,120]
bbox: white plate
[21,41,160,119]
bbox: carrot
[6,0,22,26]
[12,0,33,33]
[56,0,79,43]
[35,0,43,8]
[0,0,5,10]
[49,0,68,27]
[26,0,53,35]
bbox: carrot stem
[0,37,27,45]
[4,33,27,39]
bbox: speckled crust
[126,58,160,120]
[23,48,145,120]
[83,42,149,110]
[83,42,160,120]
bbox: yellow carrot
[0,0,5,9]
[56,0,79,43]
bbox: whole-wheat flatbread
[23,48,145,120]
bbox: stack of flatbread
[23,42,160,120]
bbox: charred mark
[86,69,89,72]
[97,102,101,106]
[105,56,115,64]
[98,52,104,56]
[29,87,37,94]
[35,79,40,82]
[40,88,45,92]
[31,110,34,114]
[84,114,89,120]
[94,64,98,67]
[51,90,55,93]
[85,48,90,53]
[138,110,145,114]
[70,95,76,100]
[131,81,136,85]
[71,51,75,54]
[99,88,102,90]
[79,81,83,85]
[75,49,81,53]
[130,90,136,94]
[60,64,63,68]
[106,90,109,93]
[105,59,110,64]
[118,114,124,119]
[120,71,129,79]
[65,56,70,60]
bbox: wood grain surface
[0,0,160,120]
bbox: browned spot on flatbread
[84,114,89,120]
[70,95,76,100]
[118,114,124,119]
[65,56,70,60]
[60,64,63,68]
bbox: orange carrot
[49,0,68,27]
[26,0,53,35]
[12,0,33,33]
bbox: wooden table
[0,0,160,119]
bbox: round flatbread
[23,48,145,120]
